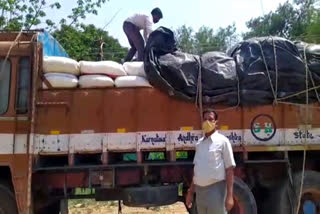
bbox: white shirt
[193,131,236,187]
[125,13,153,41]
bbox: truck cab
[0,32,35,214]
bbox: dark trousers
[123,21,145,62]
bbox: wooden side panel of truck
[35,88,320,154]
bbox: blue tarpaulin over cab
[37,31,69,57]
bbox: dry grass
[68,200,188,214]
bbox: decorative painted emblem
[251,114,276,141]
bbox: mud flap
[123,185,179,207]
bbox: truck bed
[33,87,320,157]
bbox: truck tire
[187,177,257,214]
[265,170,320,214]
[0,181,18,214]
[230,177,257,214]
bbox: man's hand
[225,194,234,211]
[185,190,193,209]
[225,167,234,211]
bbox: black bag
[229,37,311,103]
[145,27,200,101]
[295,41,320,74]
[144,28,319,105]
[201,52,238,96]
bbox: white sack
[43,56,80,75]
[80,61,126,77]
[43,73,78,89]
[123,62,146,77]
[79,75,114,88]
[115,76,152,88]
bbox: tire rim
[229,195,245,214]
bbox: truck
[0,30,319,214]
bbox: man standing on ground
[123,8,163,62]
[186,109,236,214]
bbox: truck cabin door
[0,56,31,155]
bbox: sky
[44,0,288,47]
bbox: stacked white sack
[43,73,78,89]
[123,62,146,77]
[79,75,114,88]
[115,76,152,88]
[43,56,80,75]
[79,61,126,77]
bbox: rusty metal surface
[0,39,34,213]
[160,167,184,183]
[0,120,30,133]
[0,154,29,214]
[32,172,89,189]
[32,87,320,155]
[26,41,42,214]
[116,168,141,186]
[0,42,32,56]
[33,161,194,172]
[36,88,199,134]
[0,32,37,41]
[36,88,320,138]
[36,88,320,135]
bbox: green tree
[304,10,320,43]
[0,0,127,62]
[0,0,108,31]
[175,25,195,53]
[195,24,238,54]
[194,26,216,54]
[175,24,238,54]
[244,0,319,41]
[53,24,127,62]
[59,0,108,29]
[0,0,61,30]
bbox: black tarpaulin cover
[144,27,320,106]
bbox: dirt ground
[68,200,188,214]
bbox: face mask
[202,120,216,133]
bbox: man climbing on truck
[186,109,236,214]
[123,8,163,62]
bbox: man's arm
[144,17,153,41]
[225,167,234,211]
[186,141,200,208]
[186,175,195,208]
[223,138,236,211]
[186,151,197,209]
[188,179,195,194]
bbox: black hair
[151,7,163,18]
[203,108,218,120]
